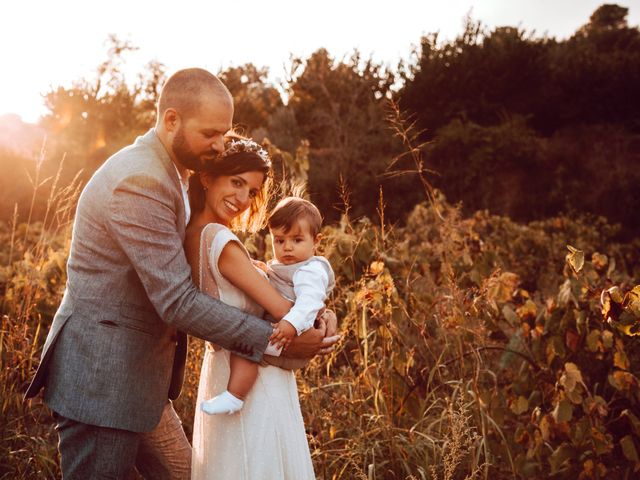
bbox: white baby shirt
[267,256,335,335]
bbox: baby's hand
[269,320,297,350]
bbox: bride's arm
[218,242,293,320]
[218,241,340,358]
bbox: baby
[201,196,335,414]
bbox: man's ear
[200,171,213,189]
[162,108,180,134]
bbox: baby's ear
[314,233,323,246]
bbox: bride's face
[201,171,265,226]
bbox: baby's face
[270,219,318,265]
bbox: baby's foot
[201,391,244,415]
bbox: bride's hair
[188,132,273,233]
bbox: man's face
[270,218,319,265]
[171,97,233,171]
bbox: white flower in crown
[220,139,271,166]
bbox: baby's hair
[268,197,323,237]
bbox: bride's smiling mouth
[224,200,239,213]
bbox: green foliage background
[2,4,640,479]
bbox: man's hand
[321,309,338,338]
[313,309,337,353]
[283,315,340,359]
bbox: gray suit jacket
[25,129,273,432]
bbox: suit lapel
[138,129,187,239]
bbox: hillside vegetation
[1,4,639,479]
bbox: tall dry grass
[290,195,495,479]
[1,137,492,479]
[3,127,640,479]
[1,143,82,478]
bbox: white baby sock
[201,391,244,415]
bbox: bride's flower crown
[219,139,271,167]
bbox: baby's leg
[201,354,259,415]
[228,354,259,400]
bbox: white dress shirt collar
[173,163,191,225]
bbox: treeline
[400,4,640,236]
[2,4,639,236]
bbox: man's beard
[172,126,210,171]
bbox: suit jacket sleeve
[106,172,272,363]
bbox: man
[25,68,338,479]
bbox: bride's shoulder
[202,222,235,240]
[204,224,247,260]
[202,222,229,232]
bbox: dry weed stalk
[1,144,82,478]
[430,394,484,480]
[383,99,442,220]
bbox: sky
[2,0,639,123]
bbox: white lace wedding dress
[191,223,315,480]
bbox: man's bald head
[156,68,232,124]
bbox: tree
[286,49,405,221]
[40,36,165,176]
[426,115,545,220]
[585,4,629,32]
[218,64,283,136]
[553,4,640,131]
[394,5,640,236]
[398,17,554,135]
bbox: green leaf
[573,417,591,444]
[621,410,640,437]
[566,245,584,274]
[549,444,576,474]
[511,395,529,415]
[620,435,639,463]
[558,279,578,307]
[592,252,608,270]
[502,305,520,326]
[612,310,640,336]
[592,426,614,455]
[553,399,573,423]
[514,454,540,477]
[566,387,582,405]
[546,335,567,364]
[487,272,519,303]
[623,286,640,318]
[586,329,600,352]
[528,390,542,409]
[614,350,630,370]
[559,362,584,392]
[607,256,617,277]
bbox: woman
[185,135,315,479]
